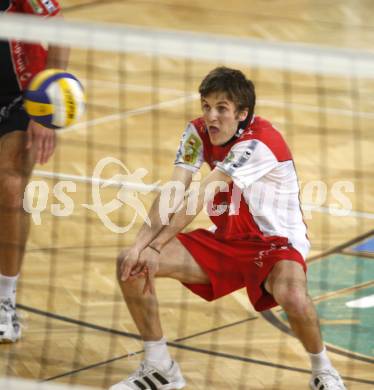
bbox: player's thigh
[264,259,307,296]
[157,237,210,284]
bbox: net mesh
[0,11,373,390]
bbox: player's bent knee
[275,287,308,316]
[0,172,28,208]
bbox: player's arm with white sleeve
[216,139,279,190]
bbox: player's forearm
[132,193,165,250]
[150,191,204,251]
[46,45,70,70]
[133,189,186,251]
[133,172,190,251]
[150,168,231,251]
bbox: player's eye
[202,104,210,111]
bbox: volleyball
[24,69,85,129]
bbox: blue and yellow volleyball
[24,69,85,129]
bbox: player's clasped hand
[26,119,57,164]
[119,246,160,295]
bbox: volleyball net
[0,12,373,390]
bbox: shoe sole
[0,330,21,343]
[111,379,186,390]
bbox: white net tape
[1,13,374,77]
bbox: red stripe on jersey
[5,0,61,90]
[249,116,292,162]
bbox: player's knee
[275,286,308,316]
[0,171,27,208]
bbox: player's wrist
[148,245,160,254]
[148,242,163,254]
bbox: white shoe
[109,360,186,390]
[0,298,21,343]
[310,367,346,390]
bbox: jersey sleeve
[216,139,279,189]
[20,0,61,16]
[174,122,204,172]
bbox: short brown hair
[199,67,256,120]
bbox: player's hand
[137,247,159,295]
[118,246,159,294]
[26,120,56,164]
[118,246,141,281]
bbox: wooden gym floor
[0,1,373,389]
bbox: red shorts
[177,229,306,312]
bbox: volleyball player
[113,67,346,390]
[0,0,68,342]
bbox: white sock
[144,337,172,371]
[309,346,332,373]
[0,273,19,306]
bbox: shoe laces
[0,298,14,311]
[129,361,150,379]
[0,298,22,328]
[0,298,14,322]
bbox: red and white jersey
[0,0,61,104]
[175,115,310,259]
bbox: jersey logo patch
[221,140,258,174]
[41,0,58,14]
[183,134,202,165]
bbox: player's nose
[206,108,219,123]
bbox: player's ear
[238,109,248,121]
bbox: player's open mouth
[208,126,220,134]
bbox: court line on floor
[80,79,188,96]
[308,229,374,261]
[79,78,374,119]
[59,93,199,134]
[262,311,374,366]
[17,303,373,385]
[63,0,123,13]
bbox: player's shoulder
[16,0,61,16]
[239,115,292,162]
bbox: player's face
[201,93,248,146]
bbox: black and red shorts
[0,96,30,137]
[177,228,306,312]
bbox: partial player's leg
[265,260,346,390]
[0,130,36,343]
[112,238,209,390]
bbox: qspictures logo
[23,157,355,233]
[23,157,158,233]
